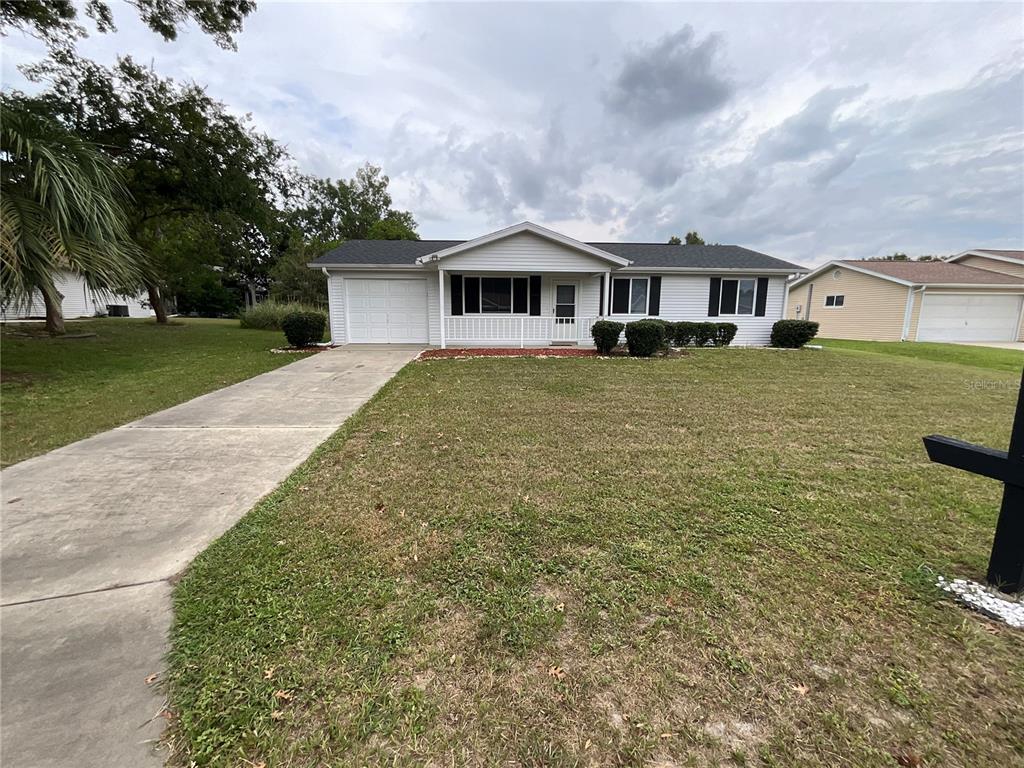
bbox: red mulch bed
[420,347,599,359]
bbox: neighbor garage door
[917,293,1022,342]
[345,278,429,343]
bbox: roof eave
[308,262,426,270]
[620,266,806,274]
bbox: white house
[0,270,154,322]
[309,222,807,348]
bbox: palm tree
[1,97,145,334]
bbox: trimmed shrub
[624,319,665,357]
[239,301,324,331]
[771,319,819,348]
[693,322,717,348]
[674,321,697,347]
[712,323,738,347]
[591,320,625,354]
[281,310,327,347]
[647,319,673,350]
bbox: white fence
[445,316,597,346]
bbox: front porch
[437,270,609,348]
[444,315,599,347]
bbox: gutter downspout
[901,286,924,341]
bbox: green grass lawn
[0,318,306,466]
[168,349,1024,767]
[817,338,1023,373]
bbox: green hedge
[239,301,326,331]
[712,323,738,347]
[693,322,717,348]
[669,321,738,347]
[624,320,665,357]
[771,320,819,348]
[591,320,625,354]
[281,310,327,348]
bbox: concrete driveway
[951,341,1024,351]
[0,346,421,767]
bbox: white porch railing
[445,316,597,346]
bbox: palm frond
[0,98,145,307]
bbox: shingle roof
[973,249,1024,262]
[843,260,1024,285]
[310,239,806,271]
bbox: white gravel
[936,576,1024,629]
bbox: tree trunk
[146,282,168,324]
[42,285,65,336]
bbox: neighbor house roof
[310,239,806,272]
[790,259,1024,288]
[948,248,1024,264]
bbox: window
[461,276,531,314]
[611,277,649,314]
[719,278,757,315]
[481,277,511,313]
[825,294,845,307]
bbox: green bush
[281,310,327,347]
[693,322,716,348]
[239,301,324,331]
[712,323,738,347]
[591,320,625,354]
[771,320,819,348]
[674,321,697,347]
[649,319,674,350]
[624,319,665,357]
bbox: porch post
[604,270,612,318]
[438,268,446,349]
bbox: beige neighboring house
[786,255,1024,342]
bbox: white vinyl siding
[1,270,152,321]
[438,231,614,272]
[607,276,786,345]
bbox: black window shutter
[450,274,463,316]
[464,277,480,313]
[754,277,769,317]
[708,277,721,317]
[612,279,630,314]
[648,276,661,316]
[529,275,541,316]
[599,275,605,316]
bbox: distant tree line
[1,2,417,334]
[865,252,943,262]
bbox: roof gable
[414,222,630,267]
[948,249,1024,265]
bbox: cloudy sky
[3,1,1023,267]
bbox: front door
[553,282,577,342]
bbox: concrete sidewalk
[1,346,420,767]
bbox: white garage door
[918,293,1022,342]
[346,278,429,343]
